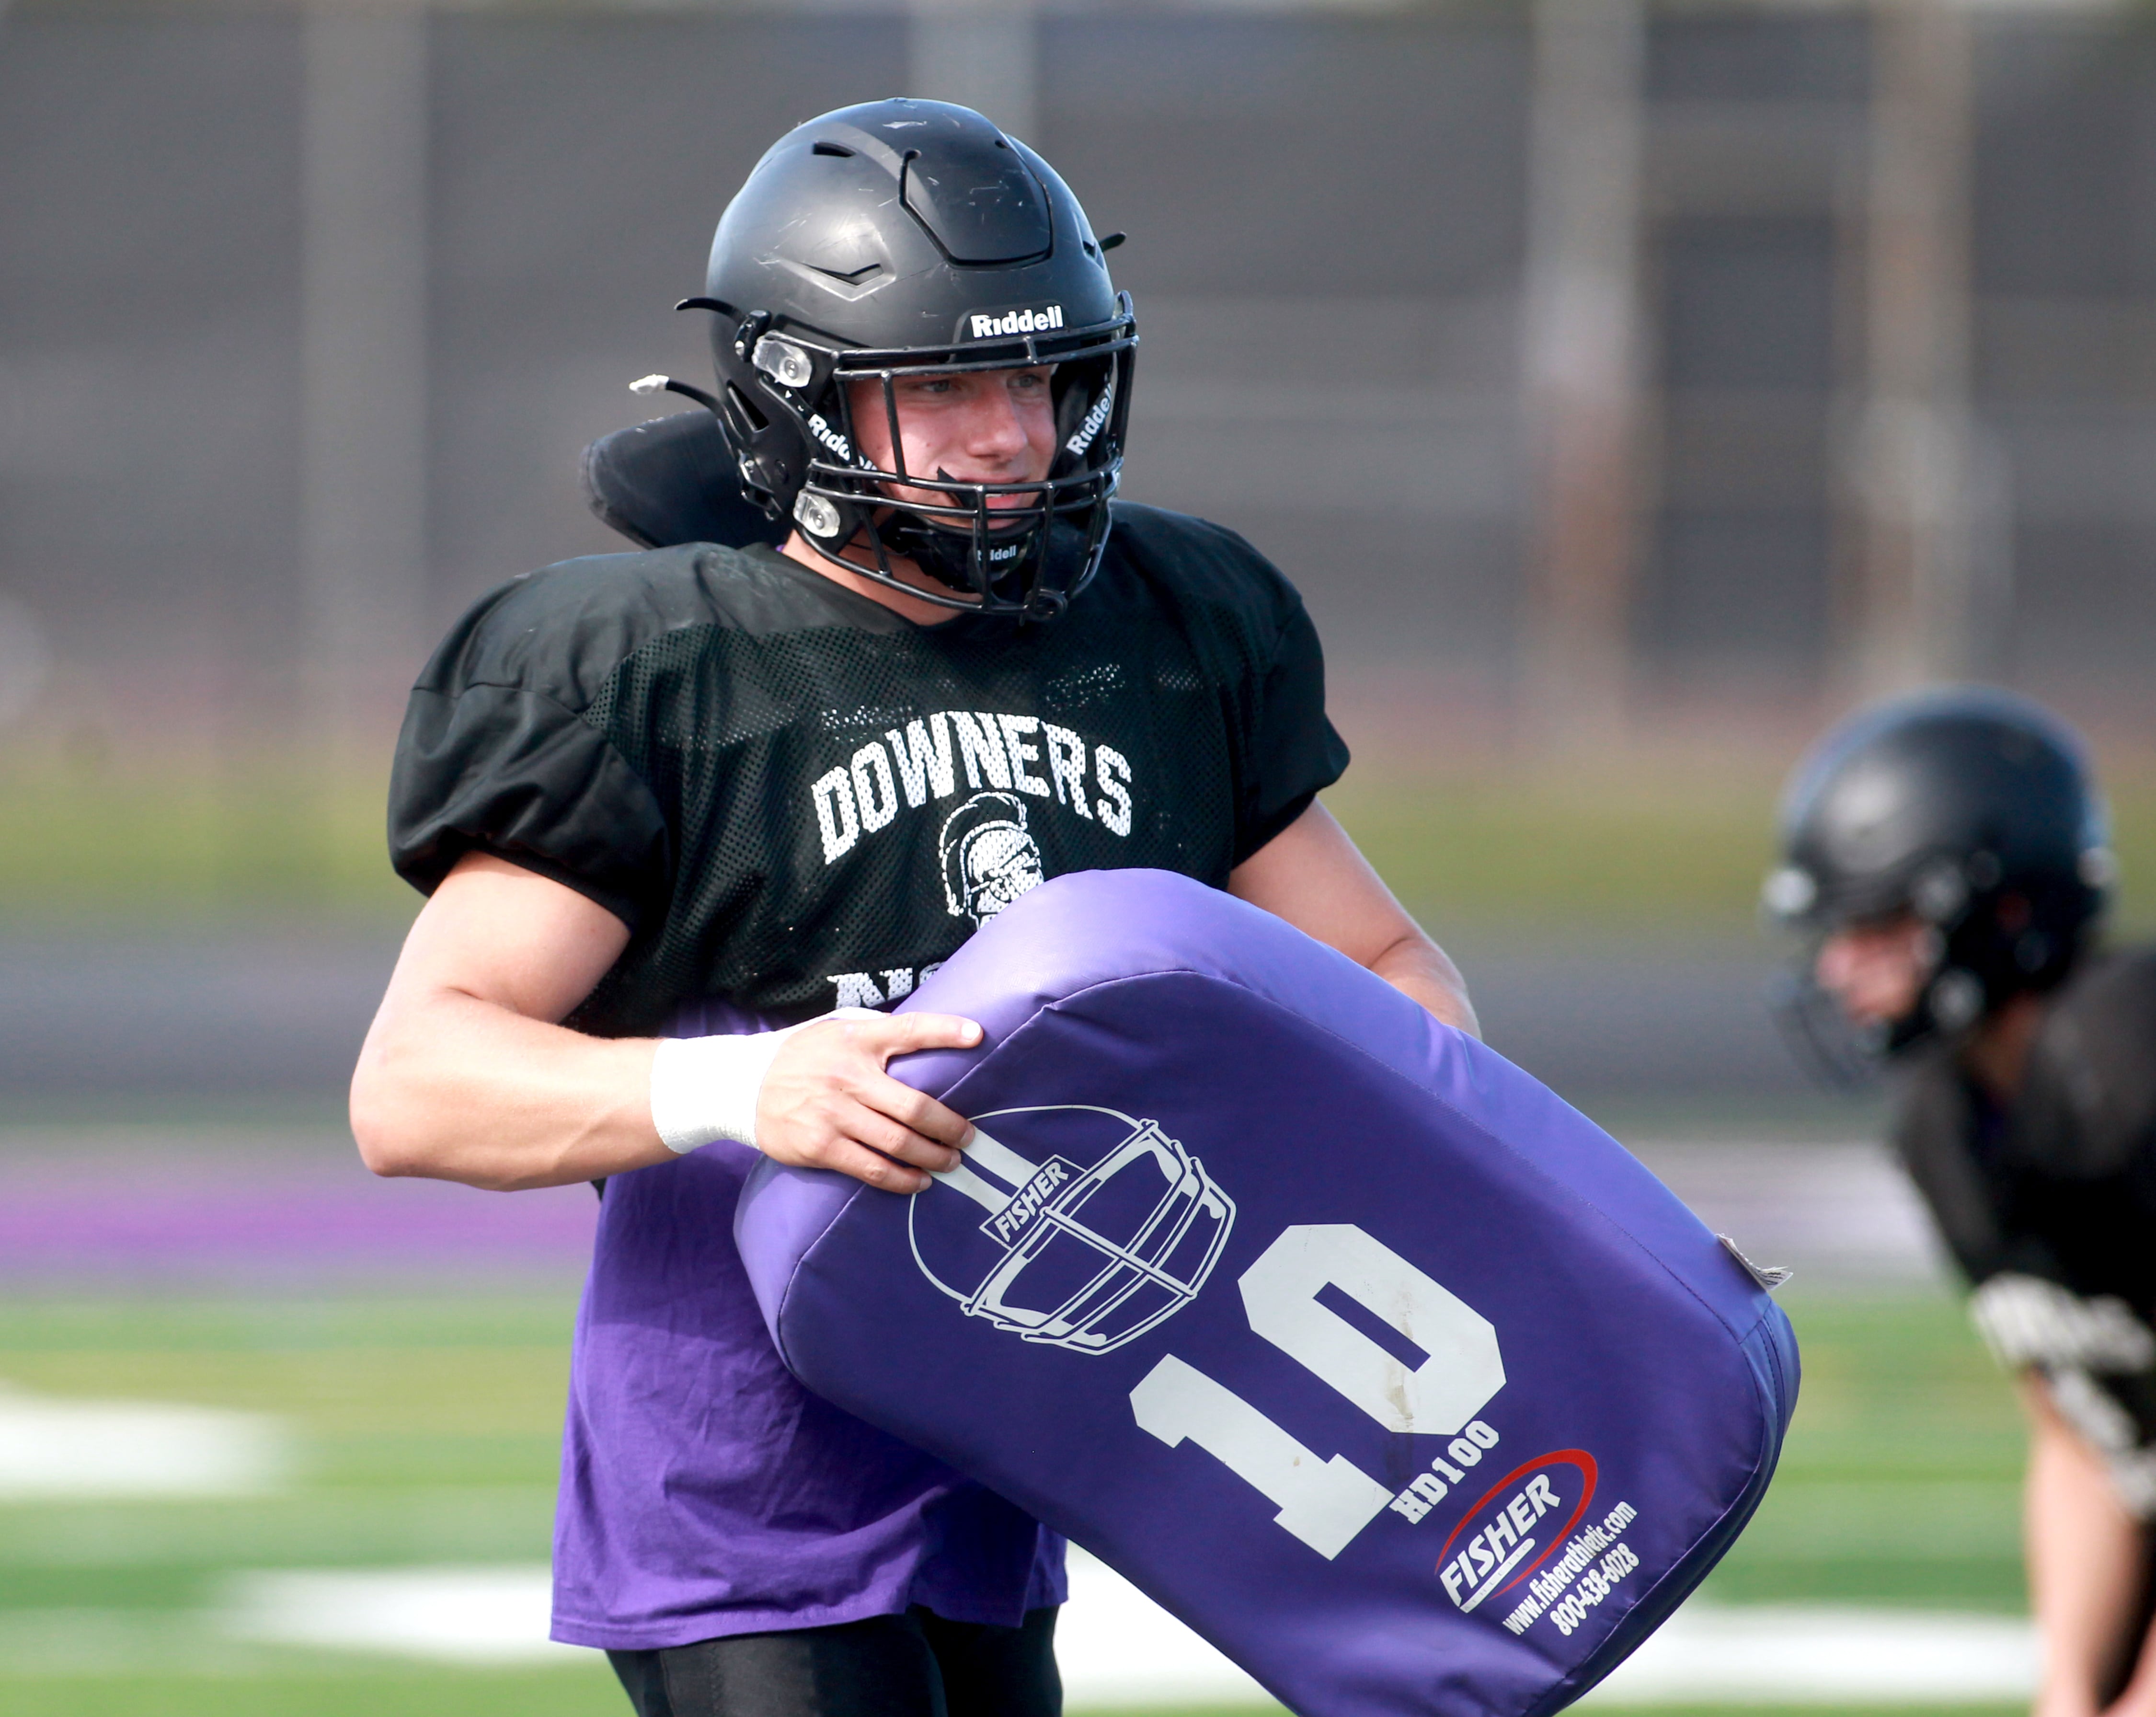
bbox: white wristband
[649,1008,880,1155]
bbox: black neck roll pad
[582,410,792,552]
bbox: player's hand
[755,1012,982,1193]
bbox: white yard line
[203,1556,2036,1707]
[1587,1603,2037,1704]
[1058,1551,1271,1708]
[0,1383,288,1500]
[219,1566,581,1666]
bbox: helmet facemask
[1762,689,2114,1078]
[726,298,1136,622]
[1764,849,2109,1078]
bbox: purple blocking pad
[734,871,1797,1717]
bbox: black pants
[608,1605,1060,1717]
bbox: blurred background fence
[9,0,2156,774]
[4,0,2156,1710]
[6,0,2156,930]
[6,0,2156,1099]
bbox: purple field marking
[0,1137,600,1279]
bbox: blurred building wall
[1,0,2154,765]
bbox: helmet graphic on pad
[908,1106,1234,1354]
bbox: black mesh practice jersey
[389,502,1349,1038]
[1894,946,2156,1312]
[1894,947,2156,1512]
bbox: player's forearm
[351,988,670,1191]
[1369,931,1481,1039]
[2022,1375,2148,1717]
[1226,801,1479,1036]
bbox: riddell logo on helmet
[969,305,1065,339]
[806,413,855,462]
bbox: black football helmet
[688,99,1136,621]
[1764,686,2113,1061]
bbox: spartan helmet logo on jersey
[940,791,1046,925]
[908,1106,1236,1355]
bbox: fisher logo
[981,1157,1075,1246]
[1435,1450,1597,1615]
[910,1105,1235,1355]
[968,304,1065,340]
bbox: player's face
[847,366,1058,523]
[1814,912,1932,1026]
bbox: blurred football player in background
[1766,688,2156,1717]
[351,98,1475,1717]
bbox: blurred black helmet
[1764,686,2113,1054]
[690,99,1136,621]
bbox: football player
[1765,688,2156,1717]
[351,99,1477,1717]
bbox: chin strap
[885,508,1058,610]
[1768,966,1884,1088]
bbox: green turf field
[0,737,2067,1712]
[1330,762,2156,941]
[0,1283,2030,1716]
[5,750,2152,936]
